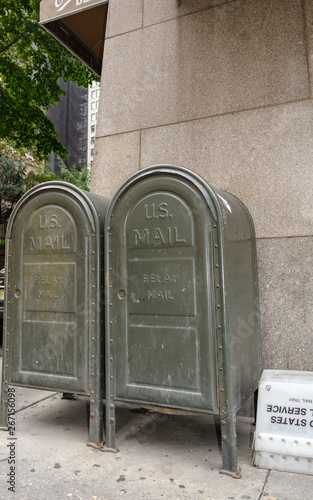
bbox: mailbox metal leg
[102,388,118,452]
[102,368,118,452]
[102,317,118,453]
[0,336,8,431]
[87,346,105,449]
[104,408,117,452]
[87,391,104,449]
[219,410,242,479]
[0,391,8,430]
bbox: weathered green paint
[105,165,262,477]
[0,182,109,449]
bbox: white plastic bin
[253,370,313,475]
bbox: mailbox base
[87,441,105,450]
[220,469,242,479]
[105,400,243,478]
[100,446,119,453]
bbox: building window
[91,148,94,156]
[91,125,95,133]
[91,136,95,145]
[91,113,96,121]
[91,90,96,98]
[91,101,96,110]
[96,89,100,97]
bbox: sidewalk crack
[15,393,58,413]
[258,469,271,500]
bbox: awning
[39,0,108,77]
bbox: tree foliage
[0,155,27,230]
[0,1,98,161]
[0,154,90,240]
[59,161,90,191]
[27,159,90,191]
[24,164,62,188]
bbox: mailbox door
[6,189,94,393]
[108,174,218,412]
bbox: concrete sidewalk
[0,358,312,499]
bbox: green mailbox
[0,182,109,449]
[105,165,262,477]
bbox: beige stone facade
[91,0,313,375]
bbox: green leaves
[26,159,90,191]
[0,0,99,161]
[0,155,27,228]
[59,160,90,191]
[0,151,91,235]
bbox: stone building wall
[91,0,313,374]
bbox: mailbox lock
[14,289,21,298]
[118,290,126,299]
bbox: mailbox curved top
[7,181,108,238]
[106,164,256,236]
